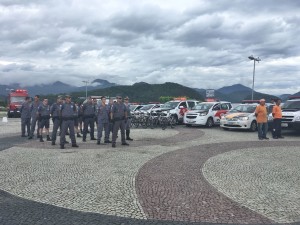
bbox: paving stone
[0,119,300,224]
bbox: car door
[215,103,230,119]
[178,102,187,118]
[212,103,222,123]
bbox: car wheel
[206,117,214,128]
[250,121,257,132]
[170,116,176,128]
[186,124,192,127]
[173,115,179,124]
[222,127,229,131]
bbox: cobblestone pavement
[0,118,300,225]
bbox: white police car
[184,101,232,127]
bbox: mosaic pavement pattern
[0,118,300,225]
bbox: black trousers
[51,117,61,142]
[273,118,282,138]
[83,117,95,139]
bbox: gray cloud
[0,0,299,95]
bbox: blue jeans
[257,122,268,139]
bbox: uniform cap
[259,98,266,102]
[65,95,71,99]
[116,94,122,98]
[124,96,129,100]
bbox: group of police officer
[20,94,133,149]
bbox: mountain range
[0,79,117,97]
[196,84,276,103]
[1,79,299,103]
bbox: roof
[288,96,300,100]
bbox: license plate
[228,121,236,125]
[186,120,194,124]
[281,123,288,128]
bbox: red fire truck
[7,89,29,118]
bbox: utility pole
[248,55,261,100]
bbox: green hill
[61,82,204,103]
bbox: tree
[159,96,173,103]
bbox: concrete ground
[0,118,299,225]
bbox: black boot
[126,130,133,141]
[40,136,44,142]
[46,135,51,141]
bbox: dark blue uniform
[124,102,133,140]
[50,102,61,144]
[97,103,110,143]
[82,102,96,141]
[29,101,41,138]
[38,102,51,142]
[38,103,51,129]
[20,101,31,137]
[111,102,127,146]
[60,102,77,148]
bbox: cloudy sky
[0,0,299,95]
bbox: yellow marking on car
[225,113,245,119]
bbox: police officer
[74,101,82,137]
[50,96,62,145]
[77,102,83,134]
[20,96,31,137]
[110,94,129,148]
[60,95,79,149]
[93,98,98,128]
[28,95,41,139]
[108,97,115,140]
[96,96,110,145]
[82,97,96,142]
[37,99,51,142]
[124,96,133,141]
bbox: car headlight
[199,112,208,116]
[238,116,249,121]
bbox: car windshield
[230,104,257,113]
[282,100,300,109]
[140,104,154,110]
[161,101,179,109]
[193,103,214,110]
[10,96,26,103]
[130,105,137,110]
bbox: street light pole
[248,55,261,100]
[82,81,89,99]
